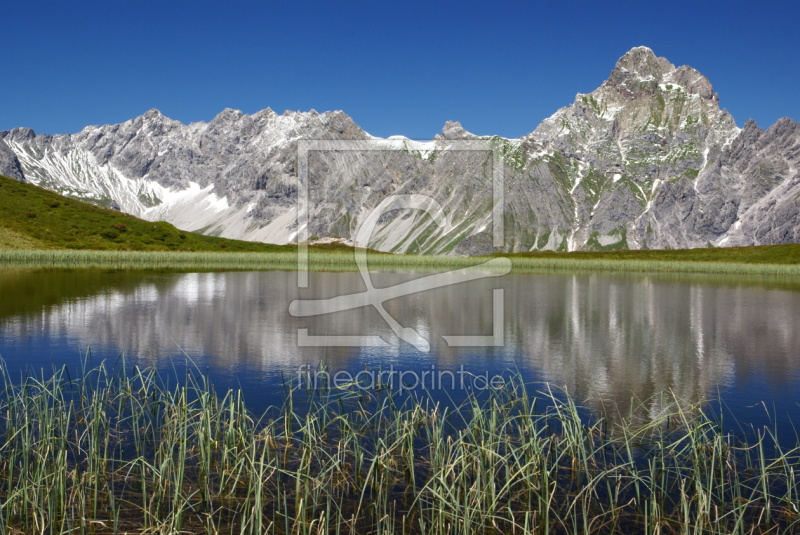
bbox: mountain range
[1,46,798,254]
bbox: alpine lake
[1,266,798,434]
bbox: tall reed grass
[0,360,797,534]
[2,249,800,276]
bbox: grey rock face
[0,138,25,181]
[436,121,477,140]
[632,117,800,248]
[1,46,798,252]
[525,46,743,250]
[710,118,800,245]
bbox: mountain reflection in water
[0,269,798,424]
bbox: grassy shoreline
[1,247,800,276]
[0,361,797,534]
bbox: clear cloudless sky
[2,1,798,139]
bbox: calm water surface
[0,269,799,430]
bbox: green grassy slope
[0,175,292,252]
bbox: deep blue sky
[2,1,797,139]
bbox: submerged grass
[2,248,800,277]
[0,361,798,534]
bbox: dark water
[1,268,799,432]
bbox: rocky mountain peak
[436,120,477,140]
[605,47,717,102]
[767,116,800,137]
[742,118,763,134]
[210,108,245,126]
[534,46,732,142]
[612,46,674,79]
[317,110,366,139]
[121,108,182,140]
[3,127,37,142]
[142,108,164,120]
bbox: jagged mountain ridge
[2,46,798,253]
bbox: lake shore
[1,245,800,276]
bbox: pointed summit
[132,108,182,130]
[211,108,244,124]
[436,120,476,140]
[605,47,716,99]
[142,108,165,120]
[612,46,674,80]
